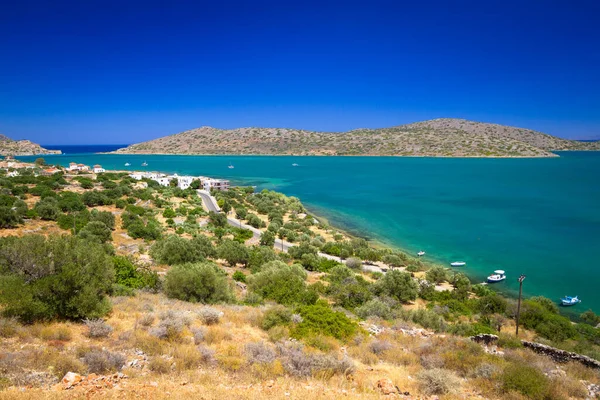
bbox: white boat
[141,161,148,167]
[228,164,234,169]
[487,270,506,283]
[292,163,299,167]
[417,251,425,257]
[450,261,466,267]
[561,296,581,306]
[124,163,131,166]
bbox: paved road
[198,190,293,251]
[197,189,384,272]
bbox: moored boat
[141,161,148,167]
[124,162,131,166]
[487,270,506,283]
[417,251,425,257]
[292,163,299,167]
[228,163,234,169]
[561,296,581,306]
[450,261,466,267]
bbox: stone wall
[521,341,600,369]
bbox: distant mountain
[112,118,600,157]
[0,134,61,156]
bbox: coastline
[104,151,563,158]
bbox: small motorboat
[292,163,299,167]
[228,164,234,169]
[561,296,581,306]
[124,163,131,166]
[417,251,425,257]
[487,270,506,283]
[141,161,148,167]
[450,261,466,267]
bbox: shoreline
[102,151,563,159]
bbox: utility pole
[515,274,526,336]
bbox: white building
[202,178,230,191]
[93,164,105,173]
[176,175,196,190]
[67,162,90,172]
[128,171,228,191]
[7,170,19,177]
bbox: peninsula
[0,134,61,156]
[112,118,599,157]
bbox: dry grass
[0,291,597,399]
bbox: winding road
[197,189,385,273]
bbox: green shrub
[79,221,112,243]
[216,239,249,267]
[232,270,246,283]
[477,294,507,315]
[151,235,214,265]
[535,313,577,342]
[0,235,114,322]
[113,256,159,290]
[247,246,279,273]
[0,206,23,228]
[261,305,292,330]
[373,270,418,303]
[164,262,232,303]
[355,298,394,320]
[425,266,447,284]
[248,261,317,305]
[501,363,548,399]
[58,191,86,212]
[293,301,357,340]
[34,197,61,220]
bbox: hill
[0,134,61,156]
[112,118,599,157]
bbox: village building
[128,171,229,191]
[67,162,91,172]
[93,164,105,173]
[40,167,61,176]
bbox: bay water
[19,151,600,312]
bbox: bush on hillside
[216,239,249,267]
[247,261,317,305]
[293,301,357,340]
[501,364,548,399]
[261,305,292,330]
[0,235,114,322]
[112,256,159,291]
[79,221,113,243]
[151,234,215,265]
[34,197,61,220]
[373,269,418,303]
[425,266,447,284]
[0,206,23,228]
[164,262,232,303]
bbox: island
[111,118,600,157]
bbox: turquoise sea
[19,151,600,312]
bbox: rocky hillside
[0,134,61,156]
[112,118,599,157]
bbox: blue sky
[1,0,599,144]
